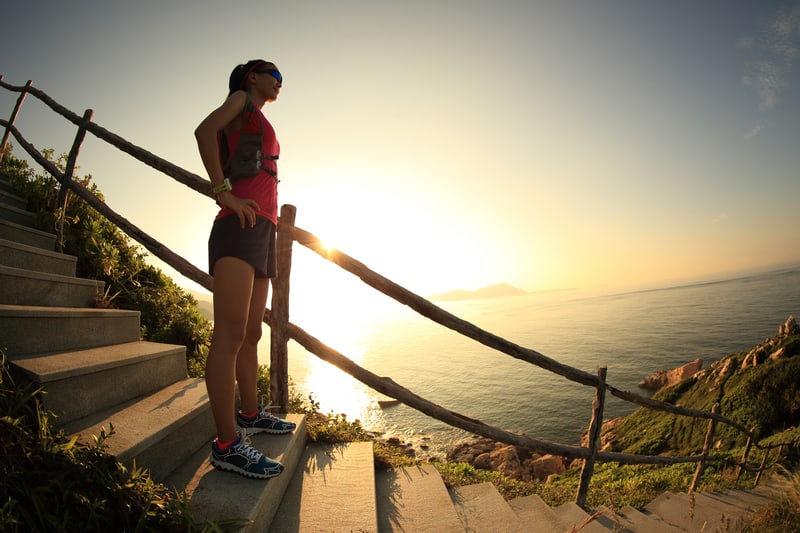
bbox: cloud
[742,124,764,139]
[741,5,800,110]
[713,212,729,224]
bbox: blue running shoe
[237,406,296,435]
[209,433,284,479]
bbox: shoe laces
[233,432,263,463]
[259,406,281,421]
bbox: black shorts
[208,215,277,278]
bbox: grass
[740,467,800,532]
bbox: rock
[639,358,704,390]
[446,437,569,482]
[581,417,623,450]
[770,347,788,360]
[742,315,799,369]
[780,315,798,337]
[527,454,567,480]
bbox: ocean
[265,264,800,457]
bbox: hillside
[429,282,526,301]
[603,315,800,458]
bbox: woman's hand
[216,191,261,228]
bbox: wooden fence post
[1,79,32,158]
[269,204,296,414]
[754,448,770,487]
[736,429,755,487]
[576,365,607,508]
[689,402,720,494]
[55,109,94,252]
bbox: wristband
[212,178,232,194]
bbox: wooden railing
[2,76,796,508]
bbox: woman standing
[195,59,296,479]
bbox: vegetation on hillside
[432,317,800,529]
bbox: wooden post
[689,402,719,494]
[56,109,93,252]
[754,448,770,487]
[576,365,607,509]
[1,79,32,158]
[269,204,296,413]
[736,429,755,487]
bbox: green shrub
[0,352,221,532]
[3,151,212,374]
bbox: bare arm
[195,91,260,228]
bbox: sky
[2,1,800,310]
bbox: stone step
[0,199,36,227]
[508,493,563,531]
[10,340,187,425]
[63,377,216,481]
[0,264,103,307]
[0,187,27,210]
[0,238,77,276]
[450,482,525,532]
[645,490,747,532]
[0,172,16,195]
[0,217,55,250]
[552,501,611,532]
[616,505,683,532]
[270,441,378,532]
[0,304,140,357]
[375,463,465,532]
[165,414,307,531]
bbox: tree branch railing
[2,77,795,508]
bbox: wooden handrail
[2,77,794,502]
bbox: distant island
[428,283,526,302]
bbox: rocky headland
[439,315,799,482]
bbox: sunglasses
[256,68,283,84]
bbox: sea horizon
[258,262,800,456]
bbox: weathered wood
[56,109,94,252]
[0,78,212,197]
[736,431,755,487]
[270,204,296,413]
[577,366,607,508]
[290,225,600,387]
[0,79,31,157]
[690,402,719,494]
[754,448,770,486]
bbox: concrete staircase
[0,169,780,532]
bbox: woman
[195,59,296,479]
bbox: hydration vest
[219,94,278,182]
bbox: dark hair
[228,59,272,96]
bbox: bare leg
[206,257,255,443]
[237,277,270,415]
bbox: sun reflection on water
[282,299,392,433]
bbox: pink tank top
[215,108,280,224]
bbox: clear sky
[2,1,800,305]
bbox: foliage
[741,467,800,532]
[0,352,227,532]
[434,461,537,500]
[289,393,372,443]
[2,151,212,374]
[607,329,800,456]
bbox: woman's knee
[243,322,263,346]
[212,320,248,352]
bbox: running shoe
[209,433,284,479]
[237,406,296,435]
